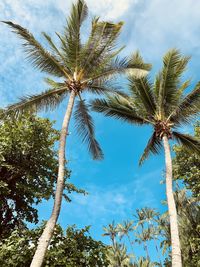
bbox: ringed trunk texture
[163,135,182,267]
[30,90,76,267]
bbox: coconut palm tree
[160,189,200,266]
[138,208,162,265]
[2,1,150,266]
[103,221,119,246]
[92,49,200,266]
[117,220,134,253]
[132,257,157,267]
[133,209,150,259]
[135,227,153,260]
[107,243,132,267]
[133,209,161,264]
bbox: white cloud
[35,167,163,242]
[86,0,135,20]
[125,0,200,65]
[53,0,135,20]
[60,168,162,223]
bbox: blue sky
[0,0,200,262]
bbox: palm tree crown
[2,0,150,160]
[92,49,200,163]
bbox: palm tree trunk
[153,238,162,266]
[144,242,149,260]
[30,90,76,267]
[127,234,134,255]
[162,135,182,267]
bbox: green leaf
[74,99,103,160]
[2,21,67,77]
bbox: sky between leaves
[0,0,200,261]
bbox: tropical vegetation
[2,0,150,265]
[92,49,200,266]
[0,113,84,239]
[0,0,199,266]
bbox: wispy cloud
[86,0,135,20]
[124,0,200,68]
[38,168,163,225]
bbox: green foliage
[0,114,84,238]
[131,257,158,267]
[175,190,200,266]
[2,0,150,160]
[92,49,200,164]
[0,224,109,267]
[107,243,132,267]
[103,208,162,266]
[74,99,103,159]
[173,122,200,197]
[159,190,200,267]
[103,221,118,245]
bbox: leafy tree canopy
[0,114,85,238]
[0,224,109,267]
[173,121,200,197]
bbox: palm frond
[139,132,162,165]
[129,75,156,116]
[172,131,200,154]
[44,77,66,88]
[127,51,152,77]
[42,32,67,64]
[156,49,190,116]
[61,0,88,69]
[86,52,151,83]
[86,78,127,97]
[91,95,147,125]
[3,21,68,77]
[170,81,200,124]
[74,99,103,160]
[4,86,68,116]
[80,18,124,75]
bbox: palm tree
[160,189,200,266]
[2,1,150,266]
[117,220,134,254]
[133,209,150,259]
[139,208,162,265]
[103,221,119,246]
[107,243,132,267]
[135,227,153,260]
[92,49,200,266]
[132,257,157,267]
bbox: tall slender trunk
[141,223,149,260]
[162,135,182,267]
[144,242,149,260]
[153,237,162,266]
[127,234,134,255]
[30,90,76,267]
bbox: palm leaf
[80,18,124,75]
[127,51,152,77]
[4,86,68,116]
[172,131,200,154]
[91,95,147,125]
[156,49,189,116]
[74,99,103,160]
[44,78,66,88]
[86,78,127,97]
[170,81,200,124]
[2,21,68,77]
[86,52,151,83]
[62,0,88,69]
[129,75,156,116]
[42,32,68,65]
[139,132,162,165]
